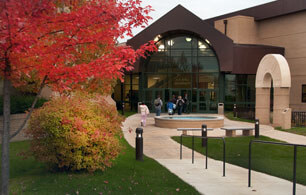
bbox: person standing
[139,102,150,126]
[171,94,177,114]
[154,95,163,116]
[183,93,189,113]
[176,96,185,115]
[167,99,174,115]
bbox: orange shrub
[26,94,124,172]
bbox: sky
[120,0,276,43]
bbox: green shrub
[26,94,124,172]
[0,95,48,115]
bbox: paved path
[123,114,306,195]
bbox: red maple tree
[0,0,156,194]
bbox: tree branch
[9,75,47,140]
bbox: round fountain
[155,115,224,128]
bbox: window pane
[198,74,218,89]
[225,75,236,102]
[132,74,139,85]
[171,73,192,88]
[170,36,193,49]
[303,85,306,102]
[146,54,167,72]
[171,56,192,72]
[145,74,168,88]
[198,57,219,72]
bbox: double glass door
[197,89,218,113]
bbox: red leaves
[0,0,156,93]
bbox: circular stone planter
[154,115,224,129]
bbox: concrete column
[255,88,270,124]
[273,87,290,127]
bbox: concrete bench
[221,127,254,137]
[177,128,214,135]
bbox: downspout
[223,20,228,35]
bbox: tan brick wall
[257,12,306,111]
[214,15,258,44]
[215,12,306,111]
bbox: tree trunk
[1,78,11,195]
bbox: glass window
[146,55,167,73]
[171,56,192,72]
[198,74,218,89]
[171,73,192,88]
[225,75,236,102]
[302,85,306,102]
[145,74,168,88]
[144,35,219,74]
[198,57,219,73]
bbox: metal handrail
[248,140,306,195]
[180,134,226,177]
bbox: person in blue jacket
[167,99,174,115]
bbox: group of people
[139,94,189,127]
[166,94,189,115]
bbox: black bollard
[255,119,259,138]
[233,104,237,118]
[136,128,143,161]
[202,124,207,147]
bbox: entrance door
[197,89,218,113]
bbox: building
[113,0,306,116]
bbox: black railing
[292,111,306,127]
[180,135,226,177]
[248,140,306,195]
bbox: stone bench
[221,127,254,137]
[177,128,214,135]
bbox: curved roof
[127,5,235,72]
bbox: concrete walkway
[122,114,306,195]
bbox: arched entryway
[142,34,220,113]
[255,54,291,127]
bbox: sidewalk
[122,114,306,195]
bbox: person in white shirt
[139,102,150,126]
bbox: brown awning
[232,44,284,74]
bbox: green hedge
[0,95,48,115]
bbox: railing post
[202,124,207,147]
[223,138,226,177]
[205,138,208,169]
[192,136,194,164]
[248,140,252,187]
[180,134,182,160]
[293,145,297,195]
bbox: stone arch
[255,54,291,127]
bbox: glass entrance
[140,34,220,113]
[197,89,218,113]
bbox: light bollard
[202,124,207,147]
[233,104,237,118]
[255,119,259,138]
[136,128,143,161]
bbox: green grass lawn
[225,112,255,123]
[275,126,306,136]
[8,138,200,194]
[172,136,306,185]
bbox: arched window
[143,35,219,89]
